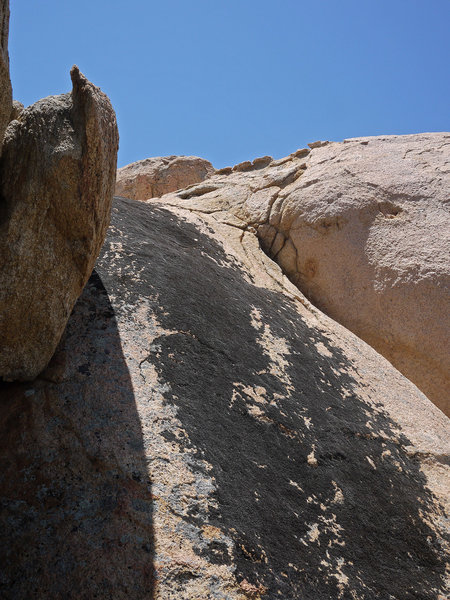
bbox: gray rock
[115,155,215,200]
[0,66,119,380]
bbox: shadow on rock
[107,199,446,600]
[0,271,154,600]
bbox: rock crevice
[157,134,450,415]
[3,196,448,598]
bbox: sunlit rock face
[0,66,119,381]
[0,196,448,599]
[1,0,448,594]
[161,133,450,415]
[115,155,215,200]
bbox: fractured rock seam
[161,136,450,414]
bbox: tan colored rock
[9,99,24,121]
[0,196,448,598]
[0,66,119,380]
[0,0,12,149]
[161,134,450,415]
[115,155,215,200]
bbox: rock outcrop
[115,155,215,200]
[1,4,448,594]
[0,0,12,149]
[0,195,448,599]
[161,133,450,415]
[9,99,24,121]
[0,66,119,380]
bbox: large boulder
[0,196,448,599]
[0,66,119,380]
[115,155,215,200]
[0,0,12,149]
[161,134,450,415]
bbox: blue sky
[8,0,450,168]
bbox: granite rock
[0,196,448,598]
[162,134,450,415]
[9,99,24,121]
[115,155,215,200]
[0,66,119,380]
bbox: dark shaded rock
[0,66,119,381]
[0,196,447,599]
[160,133,450,415]
[0,272,154,598]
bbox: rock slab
[0,196,448,599]
[161,133,450,415]
[115,155,215,200]
[0,66,119,380]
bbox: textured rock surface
[0,196,448,599]
[115,155,215,200]
[161,133,450,415]
[9,99,24,121]
[0,0,12,149]
[0,66,119,380]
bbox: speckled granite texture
[0,197,448,599]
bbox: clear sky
[8,0,450,169]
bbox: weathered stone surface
[115,155,215,200]
[162,134,450,415]
[9,99,24,121]
[0,196,448,598]
[0,66,119,380]
[0,0,12,150]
